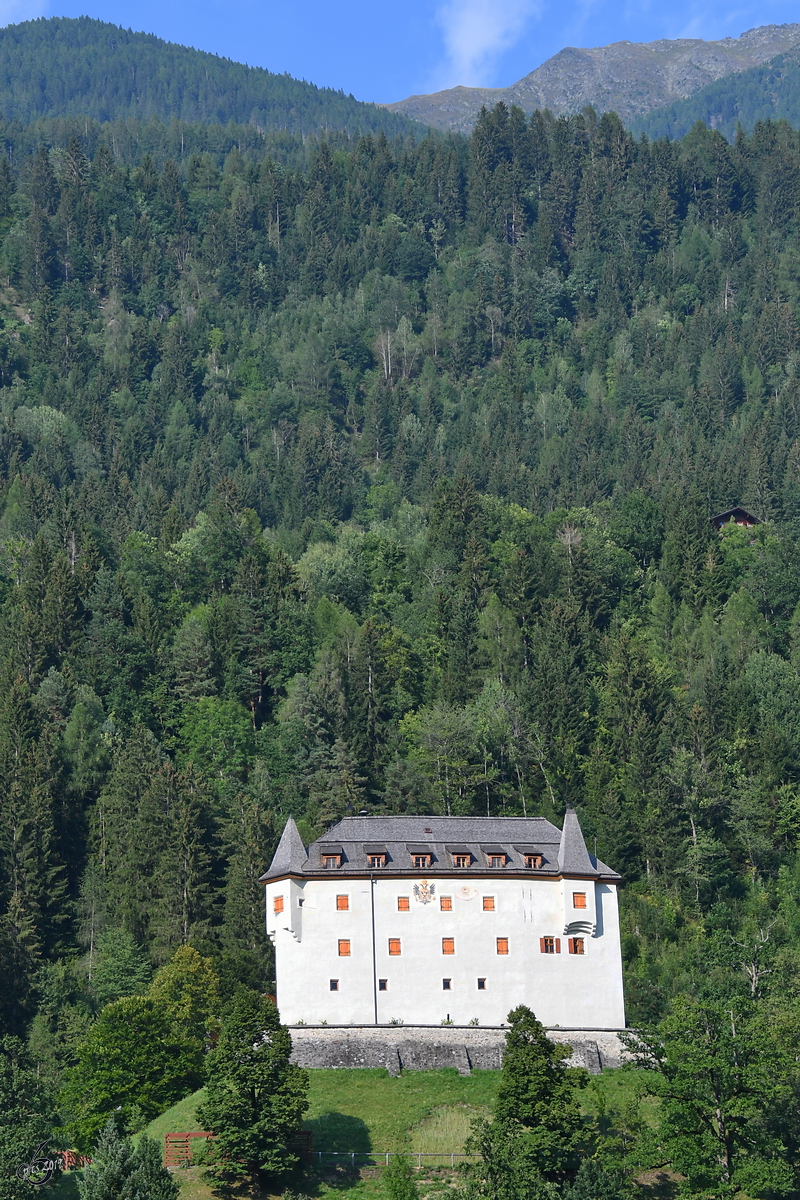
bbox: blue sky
[4,0,800,105]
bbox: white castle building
[261,811,625,1029]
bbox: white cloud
[0,0,47,25]
[432,0,543,88]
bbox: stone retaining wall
[289,1025,626,1076]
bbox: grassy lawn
[52,1066,655,1199]
[140,1087,209,1145]
[303,1067,500,1153]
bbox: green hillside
[6,95,800,1194]
[632,49,800,141]
[0,16,420,137]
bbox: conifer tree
[197,989,309,1187]
[0,1036,56,1200]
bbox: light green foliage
[148,945,220,1045]
[384,1155,420,1200]
[197,990,309,1186]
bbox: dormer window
[490,855,505,868]
[482,845,507,868]
[525,854,543,870]
[369,854,386,869]
[454,855,470,869]
[413,854,431,869]
[323,855,341,869]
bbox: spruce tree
[197,989,309,1187]
[0,1036,56,1200]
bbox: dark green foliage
[0,17,419,138]
[76,1120,179,1200]
[463,1007,588,1199]
[0,87,799,1184]
[562,1159,633,1200]
[0,1037,56,1200]
[89,929,152,1008]
[197,990,309,1186]
[494,1007,586,1152]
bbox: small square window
[443,979,452,990]
[496,937,509,955]
[273,895,284,914]
[477,978,486,990]
[378,979,388,991]
[442,937,455,955]
[388,938,401,956]
[336,895,349,911]
[338,939,351,956]
[330,979,339,991]
[397,896,410,911]
[482,896,495,911]
[440,896,453,911]
[573,892,587,909]
[540,936,561,954]
[298,898,304,907]
[569,937,585,955]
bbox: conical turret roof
[558,808,596,875]
[259,817,308,881]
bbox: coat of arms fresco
[413,880,435,904]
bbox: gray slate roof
[260,812,619,882]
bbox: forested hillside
[634,49,800,141]
[4,100,800,1087]
[0,17,418,137]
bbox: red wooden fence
[164,1131,214,1167]
[164,1130,312,1168]
[61,1150,92,1169]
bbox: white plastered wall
[266,874,625,1028]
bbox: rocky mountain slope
[385,24,800,132]
[632,49,800,140]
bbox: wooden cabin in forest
[711,507,761,531]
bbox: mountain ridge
[0,15,420,137]
[632,49,800,140]
[386,24,800,132]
